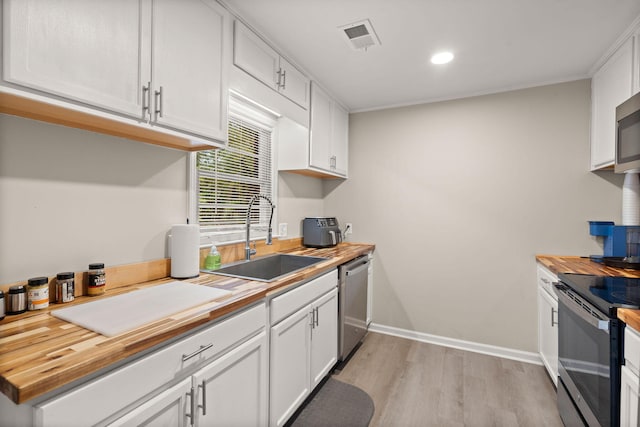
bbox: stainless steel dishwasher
[338,255,370,361]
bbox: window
[194,98,277,242]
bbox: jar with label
[27,277,49,310]
[7,285,26,314]
[56,272,75,303]
[87,263,106,296]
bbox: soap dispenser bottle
[204,245,222,270]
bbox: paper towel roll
[623,172,640,226]
[170,224,200,279]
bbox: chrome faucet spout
[245,194,275,261]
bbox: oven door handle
[555,284,610,334]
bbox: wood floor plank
[333,332,563,427]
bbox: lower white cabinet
[33,303,267,427]
[269,270,338,427]
[621,325,640,426]
[537,264,558,386]
[108,332,268,427]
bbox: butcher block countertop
[0,242,374,405]
[536,255,640,334]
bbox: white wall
[324,79,625,352]
[277,172,324,237]
[0,114,324,285]
[0,114,189,284]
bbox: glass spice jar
[56,272,75,303]
[87,263,106,296]
[27,276,49,310]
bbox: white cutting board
[51,281,231,337]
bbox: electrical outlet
[345,223,353,235]
[279,223,288,237]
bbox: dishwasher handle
[345,259,369,276]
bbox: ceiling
[221,0,640,112]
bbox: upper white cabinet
[2,0,230,148]
[234,20,309,109]
[3,0,146,118]
[150,0,230,142]
[309,83,349,176]
[590,36,634,170]
[634,27,640,95]
[278,83,349,178]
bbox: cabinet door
[278,57,310,109]
[634,29,640,95]
[309,84,333,172]
[233,20,279,90]
[620,365,640,427]
[3,0,147,118]
[591,37,634,170]
[310,288,338,388]
[331,101,349,176]
[537,286,558,386]
[107,378,192,427]
[270,305,312,427]
[194,332,268,427]
[151,0,229,142]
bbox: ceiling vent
[339,19,381,51]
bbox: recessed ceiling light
[431,51,454,65]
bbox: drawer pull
[182,343,214,362]
[198,380,207,416]
[186,388,196,426]
[540,277,550,284]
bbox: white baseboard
[368,323,542,366]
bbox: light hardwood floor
[332,332,563,427]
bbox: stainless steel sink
[202,254,328,282]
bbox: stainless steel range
[555,273,640,427]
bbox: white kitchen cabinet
[233,20,309,109]
[33,304,266,427]
[150,0,230,142]
[2,0,146,118]
[590,37,634,170]
[106,378,193,427]
[2,0,229,146]
[634,28,640,95]
[278,83,349,178]
[309,83,349,177]
[366,254,374,327]
[269,270,338,427]
[193,332,268,426]
[537,264,558,386]
[621,325,640,426]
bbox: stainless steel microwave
[616,91,640,173]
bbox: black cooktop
[558,273,640,314]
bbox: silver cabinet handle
[309,309,315,329]
[315,307,319,327]
[281,69,286,89]
[182,343,213,362]
[198,380,207,416]
[551,307,557,326]
[154,86,163,119]
[142,82,151,120]
[186,388,195,426]
[540,277,550,284]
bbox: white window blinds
[197,106,274,236]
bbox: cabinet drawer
[34,303,266,427]
[625,326,640,374]
[537,264,558,299]
[270,270,337,325]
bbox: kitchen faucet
[245,194,275,261]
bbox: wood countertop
[0,242,374,405]
[536,255,640,334]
